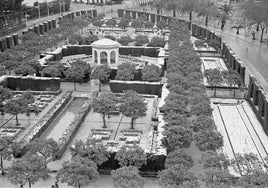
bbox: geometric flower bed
[0,127,23,139]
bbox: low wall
[247,75,268,134]
[109,80,163,97]
[0,76,60,91]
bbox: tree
[92,19,103,28]
[70,138,110,166]
[56,155,99,188]
[241,0,268,42]
[118,19,129,29]
[92,92,117,128]
[162,126,192,151]
[0,87,12,115]
[205,69,224,97]
[81,35,99,45]
[238,170,268,188]
[5,99,28,125]
[158,164,199,188]
[144,21,154,29]
[105,35,116,41]
[115,145,147,168]
[152,0,165,14]
[0,137,13,175]
[26,138,60,165]
[191,115,215,132]
[91,65,111,91]
[181,0,197,22]
[14,64,36,76]
[231,24,244,35]
[41,65,63,78]
[222,70,243,97]
[165,149,194,170]
[163,113,188,127]
[218,3,233,30]
[202,168,235,188]
[115,62,136,81]
[135,35,149,46]
[68,33,83,45]
[141,64,161,82]
[196,0,216,27]
[131,20,143,29]
[194,130,223,152]
[147,37,165,47]
[106,19,116,28]
[165,0,181,17]
[119,90,147,129]
[201,151,230,170]
[157,20,167,30]
[231,152,263,176]
[111,166,145,188]
[8,154,49,188]
[64,65,85,90]
[117,36,133,46]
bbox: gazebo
[91,38,120,66]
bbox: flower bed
[20,91,72,144]
[56,91,99,158]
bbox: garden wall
[109,80,163,97]
[0,76,60,91]
[247,75,268,135]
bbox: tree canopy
[92,92,117,128]
[70,138,110,166]
[119,90,147,129]
[115,145,147,168]
[57,155,99,188]
[141,64,162,82]
[111,166,145,188]
[115,62,136,81]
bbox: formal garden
[1,0,268,187]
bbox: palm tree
[181,0,196,22]
[231,24,244,34]
[218,3,233,30]
[152,0,165,15]
[165,0,182,18]
[196,0,216,27]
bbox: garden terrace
[68,94,163,154]
[211,98,268,175]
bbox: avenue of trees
[151,0,268,42]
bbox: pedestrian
[55,181,59,188]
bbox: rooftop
[91,38,120,48]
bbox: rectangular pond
[41,97,87,142]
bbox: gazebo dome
[91,38,120,49]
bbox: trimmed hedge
[109,80,163,97]
[0,76,60,91]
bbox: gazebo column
[107,51,111,66]
[116,49,119,65]
[97,50,101,65]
